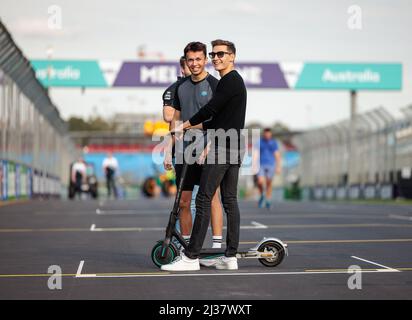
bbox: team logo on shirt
[164,91,172,100]
[200,91,208,97]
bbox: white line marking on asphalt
[75,260,96,278]
[96,209,157,215]
[90,223,270,232]
[250,221,268,229]
[351,256,400,272]
[389,214,412,221]
[76,261,84,276]
[75,269,399,279]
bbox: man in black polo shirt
[162,56,191,123]
[162,39,247,271]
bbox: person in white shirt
[71,157,87,199]
[102,152,119,198]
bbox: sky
[1,0,411,130]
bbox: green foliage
[67,116,113,132]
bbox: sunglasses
[208,51,232,59]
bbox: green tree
[67,117,90,131]
[88,116,112,131]
[67,116,114,132]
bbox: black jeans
[185,163,240,259]
[106,176,117,198]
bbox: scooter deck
[199,248,278,260]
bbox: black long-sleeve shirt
[189,70,246,131]
[189,70,247,162]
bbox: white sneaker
[199,257,220,267]
[161,252,200,271]
[215,256,238,270]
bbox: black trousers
[106,176,117,198]
[185,163,240,259]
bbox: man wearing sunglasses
[162,40,247,271]
[163,42,224,262]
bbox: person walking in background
[102,152,119,199]
[71,157,87,199]
[253,128,282,209]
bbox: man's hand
[171,120,191,140]
[163,135,174,171]
[196,141,211,165]
[172,122,184,141]
[164,152,173,171]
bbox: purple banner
[236,63,288,88]
[114,62,179,87]
[113,62,288,89]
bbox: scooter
[151,131,288,268]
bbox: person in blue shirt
[254,128,282,209]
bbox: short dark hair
[263,128,272,133]
[211,39,236,55]
[179,56,186,68]
[184,42,207,58]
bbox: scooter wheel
[151,240,178,268]
[257,240,285,267]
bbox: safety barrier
[293,106,412,199]
[0,20,78,201]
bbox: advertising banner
[32,169,40,196]
[364,184,377,199]
[19,165,28,198]
[295,63,402,90]
[7,162,16,199]
[15,164,20,198]
[379,184,393,200]
[27,168,32,198]
[349,185,361,199]
[336,186,347,200]
[0,160,5,201]
[31,60,402,90]
[113,62,289,88]
[325,186,335,200]
[313,186,324,200]
[31,60,108,87]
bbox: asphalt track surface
[1,197,412,300]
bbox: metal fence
[293,105,412,200]
[0,20,78,200]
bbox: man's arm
[190,123,203,130]
[252,145,260,174]
[274,150,282,174]
[188,77,234,127]
[162,81,179,122]
[170,109,181,135]
[163,106,175,123]
[163,110,181,170]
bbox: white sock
[212,235,222,249]
[183,235,190,244]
